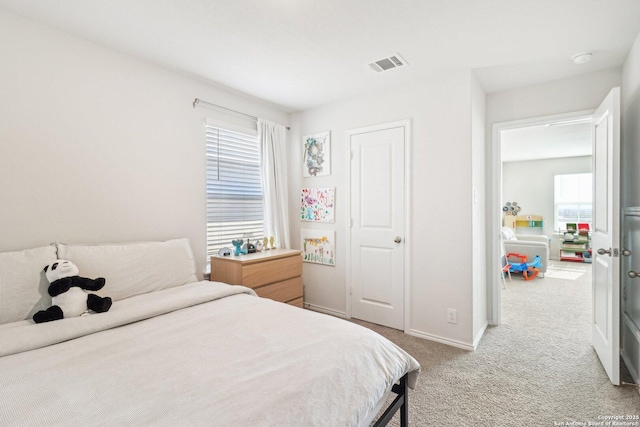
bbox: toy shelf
[559,223,591,263]
[516,219,544,228]
[504,214,544,235]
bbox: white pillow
[0,245,57,324]
[501,227,517,241]
[56,239,198,302]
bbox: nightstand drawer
[288,297,304,308]
[254,276,303,303]
[242,255,302,288]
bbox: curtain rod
[193,98,290,130]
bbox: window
[554,173,592,231]
[206,125,264,257]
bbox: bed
[0,239,420,426]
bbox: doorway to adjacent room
[491,88,622,385]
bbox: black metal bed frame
[372,373,409,427]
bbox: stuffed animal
[232,239,247,256]
[32,260,112,323]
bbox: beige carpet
[357,260,640,426]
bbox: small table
[210,249,303,307]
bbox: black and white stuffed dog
[32,260,112,323]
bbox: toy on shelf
[578,223,590,235]
[506,253,542,281]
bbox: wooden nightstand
[210,249,303,307]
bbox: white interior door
[350,123,406,330]
[591,87,621,385]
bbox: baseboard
[305,306,478,351]
[622,313,640,385]
[623,312,640,342]
[406,329,474,351]
[621,349,639,385]
[473,321,489,350]
[304,303,349,319]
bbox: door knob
[629,271,639,278]
[394,236,402,243]
[622,249,632,256]
[597,248,612,256]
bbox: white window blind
[554,172,593,231]
[206,125,264,257]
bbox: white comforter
[0,281,420,426]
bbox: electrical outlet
[447,308,457,324]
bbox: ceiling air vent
[369,54,408,73]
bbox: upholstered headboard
[0,239,198,325]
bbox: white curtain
[258,118,290,249]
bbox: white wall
[0,10,289,277]
[486,70,622,320]
[471,73,488,344]
[289,69,483,348]
[621,30,640,382]
[486,69,622,126]
[2,8,487,350]
[502,156,592,237]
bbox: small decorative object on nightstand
[245,239,256,254]
[263,237,269,250]
[232,239,246,256]
[269,236,275,250]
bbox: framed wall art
[301,187,335,223]
[303,131,331,177]
[301,229,335,266]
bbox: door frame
[489,109,594,325]
[345,119,412,331]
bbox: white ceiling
[1,0,639,112]
[501,121,592,162]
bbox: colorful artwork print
[303,131,331,177]
[301,187,335,223]
[301,229,335,266]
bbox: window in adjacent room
[554,172,593,231]
[206,125,264,257]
